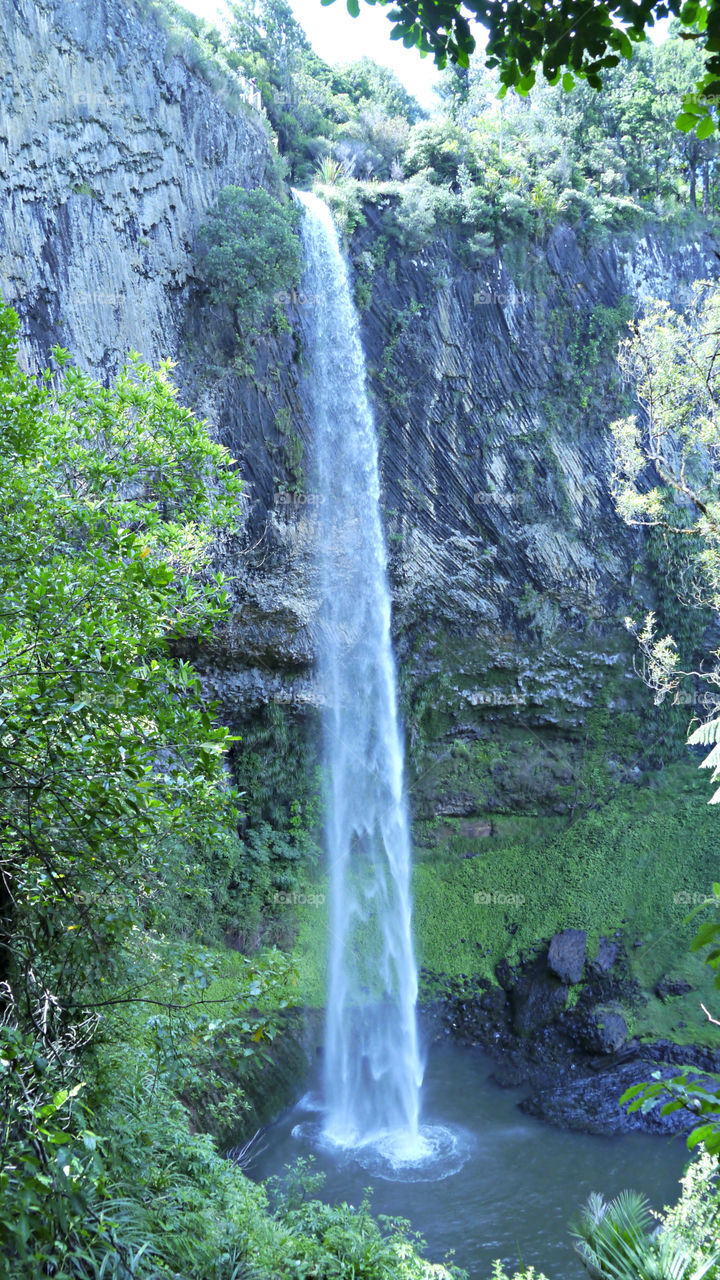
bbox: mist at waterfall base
[294,190,465,1180]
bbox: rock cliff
[0,0,273,373]
[3,0,720,830]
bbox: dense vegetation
[314,31,719,255]
[0,302,456,1279]
[332,0,720,145]
[197,185,301,323]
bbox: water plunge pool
[248,1040,689,1279]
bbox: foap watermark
[669,690,720,708]
[468,690,525,708]
[474,287,525,308]
[472,490,522,508]
[274,491,324,507]
[273,889,325,907]
[76,289,124,307]
[474,890,526,907]
[273,289,325,309]
[70,90,107,112]
[673,891,715,908]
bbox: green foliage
[0,295,281,1273]
[0,1028,126,1280]
[226,4,422,182]
[572,1187,719,1280]
[0,298,242,1012]
[137,0,265,116]
[327,33,719,264]
[293,763,720,1019]
[404,119,466,184]
[327,0,720,138]
[0,302,454,1279]
[621,880,720,1157]
[197,185,301,326]
[264,1160,466,1279]
[611,281,720,549]
[611,281,720,717]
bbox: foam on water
[290,1117,471,1184]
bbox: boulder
[585,1006,628,1054]
[511,970,568,1037]
[521,1058,704,1135]
[564,1002,628,1054]
[655,976,693,1002]
[594,936,619,973]
[548,929,587,984]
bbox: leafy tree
[341,56,426,123]
[404,117,468,184]
[196,184,301,323]
[0,297,245,999]
[0,297,273,1272]
[329,0,720,135]
[610,280,720,678]
[609,282,720,1155]
[227,0,312,158]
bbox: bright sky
[178,0,441,107]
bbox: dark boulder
[520,1059,712,1135]
[570,1005,628,1054]
[512,969,568,1037]
[548,929,587,984]
[593,936,619,973]
[655,976,693,1002]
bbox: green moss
[291,763,720,1037]
[413,763,719,998]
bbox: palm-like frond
[573,1191,720,1280]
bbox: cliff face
[0,0,273,374]
[3,0,720,826]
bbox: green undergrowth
[292,764,720,1045]
[79,1019,459,1280]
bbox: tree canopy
[328,0,720,134]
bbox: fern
[688,717,720,802]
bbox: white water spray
[295,191,424,1159]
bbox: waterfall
[295,191,423,1155]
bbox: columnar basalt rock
[0,0,273,375]
[3,0,720,821]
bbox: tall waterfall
[296,191,423,1154]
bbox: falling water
[295,191,424,1160]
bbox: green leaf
[696,115,717,139]
[687,1122,718,1150]
[676,111,703,132]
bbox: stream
[248,1040,689,1279]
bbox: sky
[177,0,442,108]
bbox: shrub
[404,119,466,185]
[197,185,301,323]
[573,1187,720,1280]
